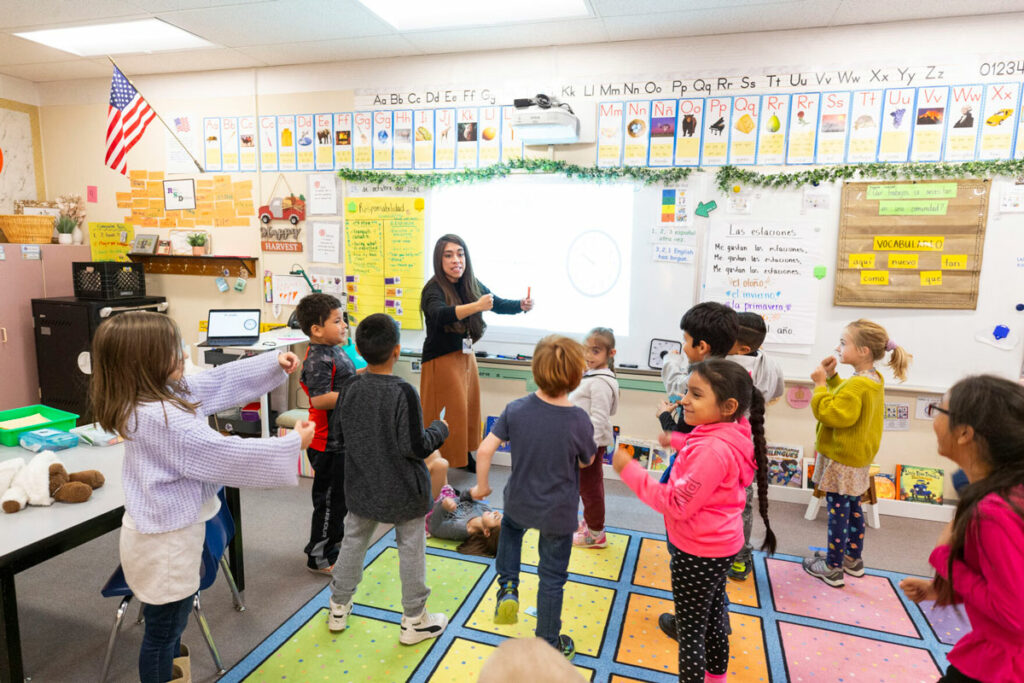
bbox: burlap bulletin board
[835,179,989,309]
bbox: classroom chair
[276,408,314,477]
[804,474,881,530]
[98,489,245,682]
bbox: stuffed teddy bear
[1,450,105,513]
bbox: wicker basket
[0,215,55,244]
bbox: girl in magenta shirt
[615,359,777,683]
[900,375,1024,683]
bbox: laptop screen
[208,309,260,339]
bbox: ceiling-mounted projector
[511,94,580,145]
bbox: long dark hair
[933,375,1024,606]
[426,234,485,342]
[456,526,501,557]
[689,359,777,554]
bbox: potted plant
[187,232,208,255]
[55,194,86,244]
[54,215,76,244]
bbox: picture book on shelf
[803,457,816,489]
[766,444,803,488]
[896,464,944,504]
[649,446,671,472]
[484,416,511,453]
[874,472,897,499]
[616,437,653,470]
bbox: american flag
[106,66,156,176]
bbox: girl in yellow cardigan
[803,319,911,587]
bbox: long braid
[748,386,777,554]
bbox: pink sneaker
[573,528,607,549]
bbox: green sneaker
[494,583,519,624]
[728,559,752,581]
[556,634,576,661]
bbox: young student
[899,375,1024,683]
[726,311,785,581]
[570,327,619,549]
[427,483,503,557]
[296,293,357,574]
[327,313,450,644]
[803,319,911,587]
[615,359,776,683]
[471,335,596,660]
[89,312,313,683]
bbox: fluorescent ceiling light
[358,0,591,31]
[15,19,214,57]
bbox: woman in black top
[420,234,533,470]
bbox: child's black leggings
[669,545,734,682]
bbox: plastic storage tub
[0,405,80,447]
[19,428,81,452]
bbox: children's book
[603,425,621,465]
[484,416,511,453]
[649,446,671,472]
[874,472,897,500]
[616,437,652,470]
[896,464,944,504]
[803,457,816,489]
[766,443,803,488]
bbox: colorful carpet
[221,526,963,682]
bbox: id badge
[462,337,473,354]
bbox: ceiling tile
[0,59,113,82]
[402,18,609,54]
[828,0,1024,25]
[602,3,838,41]
[0,33,81,65]
[128,0,275,11]
[235,35,420,66]
[0,0,143,30]
[591,0,812,17]
[108,47,266,74]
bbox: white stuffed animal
[1,450,58,513]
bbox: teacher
[420,233,533,471]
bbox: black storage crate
[72,261,146,300]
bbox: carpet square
[631,537,759,607]
[430,638,594,681]
[779,621,943,681]
[465,574,614,656]
[615,592,770,680]
[767,557,919,637]
[243,610,433,682]
[358,547,486,616]
[919,599,972,645]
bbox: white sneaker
[328,597,353,632]
[399,609,448,645]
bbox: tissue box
[70,423,123,447]
[19,428,80,452]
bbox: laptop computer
[198,309,262,347]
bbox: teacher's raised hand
[476,292,494,312]
[520,296,534,312]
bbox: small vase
[72,225,83,244]
[58,233,73,245]
[192,246,206,256]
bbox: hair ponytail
[748,386,777,554]
[887,344,912,382]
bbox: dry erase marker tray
[0,404,79,447]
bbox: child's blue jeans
[139,593,194,683]
[495,514,572,646]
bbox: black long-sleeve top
[419,278,523,363]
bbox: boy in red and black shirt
[297,293,356,573]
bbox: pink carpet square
[780,622,943,682]
[768,558,918,637]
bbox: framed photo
[162,178,197,211]
[130,233,158,254]
[155,239,172,255]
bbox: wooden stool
[804,475,880,529]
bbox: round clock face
[567,230,621,297]
[243,318,258,330]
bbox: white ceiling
[1,0,1023,83]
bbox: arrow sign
[696,200,717,218]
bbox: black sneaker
[494,583,519,624]
[461,452,477,473]
[728,559,752,582]
[658,612,678,641]
[556,634,576,660]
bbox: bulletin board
[834,179,990,309]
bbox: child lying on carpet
[426,483,503,556]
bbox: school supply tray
[72,261,146,300]
[0,214,54,244]
[0,404,79,447]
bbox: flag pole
[107,56,205,173]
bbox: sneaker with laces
[575,519,588,535]
[573,528,607,548]
[399,609,448,644]
[307,564,334,576]
[727,559,752,581]
[813,551,865,577]
[494,583,519,624]
[556,634,576,660]
[328,597,353,632]
[801,556,845,587]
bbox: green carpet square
[357,547,486,615]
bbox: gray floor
[12,465,946,682]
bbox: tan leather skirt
[420,350,480,468]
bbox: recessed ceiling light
[15,19,214,57]
[357,0,591,31]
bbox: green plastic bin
[0,405,80,447]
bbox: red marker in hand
[527,286,531,299]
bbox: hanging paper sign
[434,108,456,169]
[674,98,704,166]
[1014,107,1024,160]
[393,109,413,169]
[334,113,353,169]
[702,97,732,166]
[413,109,435,169]
[203,117,222,172]
[220,117,239,171]
[878,88,915,162]
[648,99,677,167]
[786,92,820,164]
[729,95,759,165]
[910,87,949,162]
[501,105,523,163]
[239,116,257,171]
[756,94,789,165]
[314,113,334,170]
[372,110,394,170]
[978,82,1020,160]
[596,101,624,167]
[623,100,650,167]
[295,114,315,170]
[847,90,883,163]
[259,116,278,171]
[353,111,372,169]
[478,106,500,166]
[944,85,983,161]
[456,107,479,169]
[277,115,297,171]
[817,92,850,164]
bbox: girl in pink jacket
[900,375,1024,683]
[615,359,776,683]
